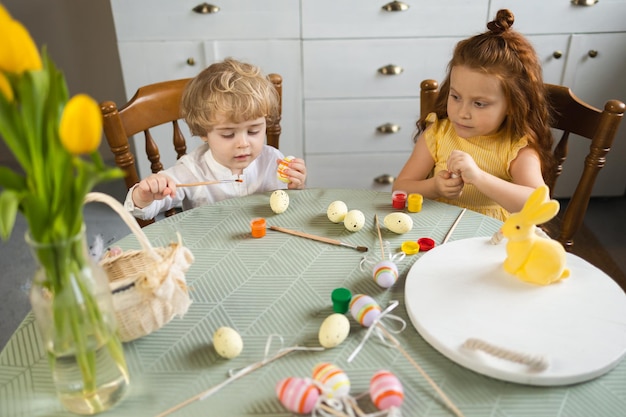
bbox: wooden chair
[101,74,283,227]
[419,79,625,251]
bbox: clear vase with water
[27,227,129,415]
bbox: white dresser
[109,0,626,196]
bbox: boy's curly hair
[181,58,280,137]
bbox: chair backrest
[419,79,625,251]
[101,74,283,226]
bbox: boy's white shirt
[124,143,286,220]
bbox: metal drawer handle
[374,174,395,185]
[588,50,598,58]
[186,58,196,66]
[378,64,403,75]
[571,0,598,5]
[192,3,220,14]
[382,1,410,12]
[377,123,401,134]
[552,51,562,59]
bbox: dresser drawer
[306,153,410,189]
[110,0,300,41]
[302,0,488,39]
[303,38,459,99]
[305,98,418,154]
[490,0,626,34]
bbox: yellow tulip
[0,72,13,102]
[0,4,12,23]
[59,94,102,155]
[0,5,42,73]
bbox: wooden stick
[156,348,293,417]
[377,325,465,417]
[441,208,467,244]
[177,179,243,187]
[375,214,385,260]
[269,226,368,252]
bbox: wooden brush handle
[269,226,343,246]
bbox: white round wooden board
[404,237,626,386]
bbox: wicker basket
[84,192,194,342]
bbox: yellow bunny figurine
[501,185,570,285]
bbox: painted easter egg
[344,209,365,232]
[383,212,413,234]
[318,313,350,348]
[270,189,290,214]
[277,155,295,183]
[213,326,243,359]
[276,377,320,414]
[312,362,351,399]
[370,370,404,410]
[349,294,381,327]
[373,260,399,288]
[327,201,348,223]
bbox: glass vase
[26,227,129,415]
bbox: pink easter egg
[370,370,404,410]
[349,294,382,327]
[312,362,351,399]
[276,377,320,414]
[373,260,399,288]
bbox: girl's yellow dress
[424,113,528,221]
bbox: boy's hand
[279,157,307,190]
[132,173,177,208]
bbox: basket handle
[84,192,156,255]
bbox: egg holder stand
[84,192,194,342]
[156,334,324,417]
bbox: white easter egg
[327,201,348,223]
[318,313,350,348]
[344,209,365,232]
[213,326,243,359]
[270,190,290,214]
[383,212,413,234]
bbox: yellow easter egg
[270,190,290,214]
[344,209,365,232]
[318,313,350,348]
[383,212,413,234]
[213,326,243,359]
[327,201,348,223]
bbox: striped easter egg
[372,260,399,288]
[276,377,320,414]
[349,294,381,327]
[312,362,351,399]
[369,370,404,410]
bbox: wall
[0,0,126,167]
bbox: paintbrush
[176,178,243,187]
[269,226,368,252]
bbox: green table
[1,189,624,416]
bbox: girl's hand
[280,157,307,190]
[446,150,482,184]
[132,173,177,208]
[434,170,464,199]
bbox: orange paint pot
[250,218,266,238]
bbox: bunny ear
[519,185,560,225]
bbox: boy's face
[204,116,266,175]
[447,65,508,139]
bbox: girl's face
[203,116,266,175]
[447,65,508,139]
